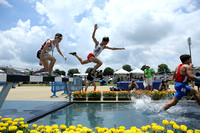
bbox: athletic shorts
[87,53,95,62]
[37,50,49,60]
[37,50,41,59]
[174,82,191,99]
[86,80,95,86]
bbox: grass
[16,82,116,87]
[95,82,116,86]
[18,84,50,86]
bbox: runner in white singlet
[69,24,125,78]
[32,33,67,76]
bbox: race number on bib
[181,88,186,93]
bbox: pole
[188,37,192,62]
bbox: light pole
[188,37,192,62]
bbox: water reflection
[32,102,200,130]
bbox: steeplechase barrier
[51,77,82,98]
[0,75,82,108]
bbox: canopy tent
[73,73,88,76]
[130,68,144,74]
[113,69,130,82]
[130,68,144,79]
[114,69,130,74]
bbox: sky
[0,0,200,73]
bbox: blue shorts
[174,82,191,99]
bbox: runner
[69,24,125,78]
[32,33,67,76]
[158,54,200,113]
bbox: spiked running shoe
[69,52,77,55]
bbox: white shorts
[143,78,153,87]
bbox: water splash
[132,96,167,114]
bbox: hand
[39,60,43,66]
[64,56,67,61]
[94,24,98,30]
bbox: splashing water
[133,96,151,110]
[130,96,200,129]
[132,95,163,112]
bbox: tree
[68,68,80,75]
[157,64,170,74]
[85,67,94,73]
[54,69,66,76]
[141,65,146,71]
[103,67,114,76]
[61,70,66,76]
[122,64,132,72]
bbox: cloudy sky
[0,0,200,73]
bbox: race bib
[181,88,186,93]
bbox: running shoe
[69,52,77,55]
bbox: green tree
[85,67,93,73]
[157,64,170,74]
[103,67,114,76]
[54,69,66,76]
[61,70,66,76]
[122,64,132,72]
[68,68,80,75]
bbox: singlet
[93,45,104,57]
[40,39,57,53]
[175,64,189,83]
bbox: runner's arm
[186,66,200,81]
[172,68,177,80]
[104,46,125,50]
[56,44,67,60]
[92,24,99,47]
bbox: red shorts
[87,53,95,62]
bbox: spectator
[195,72,200,91]
[129,78,139,91]
[159,80,169,91]
[85,69,97,92]
[98,70,103,80]
[143,65,155,91]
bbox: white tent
[73,73,88,76]
[114,69,130,82]
[130,68,144,79]
[114,69,130,74]
[130,68,144,74]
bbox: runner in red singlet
[158,54,200,113]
